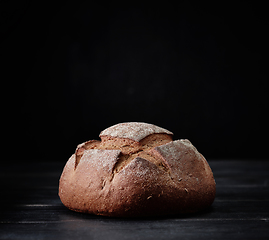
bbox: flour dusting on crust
[100,122,173,142]
[154,139,199,160]
[80,149,121,173]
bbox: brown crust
[59,122,216,217]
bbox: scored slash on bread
[59,122,216,217]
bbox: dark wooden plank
[1,220,269,240]
[1,160,269,240]
[1,199,268,223]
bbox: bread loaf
[59,122,216,217]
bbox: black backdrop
[2,2,268,162]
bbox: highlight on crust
[59,122,216,217]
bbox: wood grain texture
[1,160,269,239]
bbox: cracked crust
[59,122,216,217]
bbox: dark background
[2,1,268,162]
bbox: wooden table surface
[1,160,269,240]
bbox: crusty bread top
[99,122,173,142]
[59,122,216,217]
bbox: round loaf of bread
[59,122,216,217]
